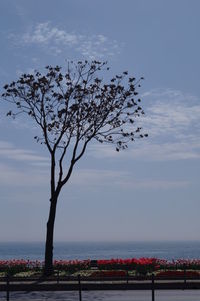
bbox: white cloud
[141,88,200,138]
[89,139,200,161]
[70,168,126,186]
[0,163,48,187]
[131,140,200,161]
[0,140,49,163]
[0,141,13,148]
[23,23,78,45]
[18,22,122,59]
[69,168,189,190]
[117,178,189,189]
[89,88,200,161]
[30,161,50,167]
[0,144,188,189]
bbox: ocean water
[0,241,200,260]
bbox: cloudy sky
[0,0,200,242]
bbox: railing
[1,273,200,301]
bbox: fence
[1,273,200,301]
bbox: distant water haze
[0,241,200,260]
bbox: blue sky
[0,0,200,242]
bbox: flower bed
[155,259,200,270]
[0,260,41,275]
[1,258,200,277]
[91,270,127,277]
[156,270,200,277]
[53,259,90,272]
[97,258,158,275]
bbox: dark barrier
[1,272,200,301]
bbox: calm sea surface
[0,241,200,260]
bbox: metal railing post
[183,267,186,290]
[126,271,129,284]
[6,273,10,301]
[151,273,155,301]
[57,269,59,284]
[78,274,82,301]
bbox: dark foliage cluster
[2,60,146,155]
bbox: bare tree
[2,61,147,275]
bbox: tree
[2,60,147,275]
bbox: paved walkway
[1,290,200,300]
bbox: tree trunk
[44,196,58,275]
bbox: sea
[0,241,200,261]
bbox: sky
[0,0,200,242]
